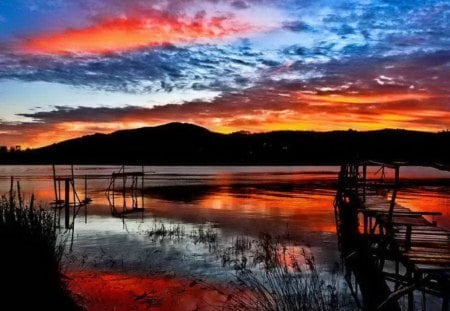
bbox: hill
[1,123,449,165]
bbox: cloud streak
[21,11,261,54]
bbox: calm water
[1,165,449,304]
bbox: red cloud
[21,12,259,54]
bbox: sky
[0,0,449,148]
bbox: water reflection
[0,165,449,285]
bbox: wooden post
[122,165,126,214]
[388,189,397,225]
[355,164,359,194]
[443,279,449,311]
[17,181,22,208]
[29,194,34,211]
[71,165,76,215]
[58,179,61,202]
[405,224,412,251]
[122,165,126,225]
[363,163,367,202]
[84,175,87,223]
[394,165,400,187]
[52,164,58,202]
[65,179,70,229]
[408,270,414,311]
[58,179,62,228]
[9,176,14,205]
[141,165,144,220]
[112,176,115,207]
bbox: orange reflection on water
[396,188,450,230]
[150,186,337,236]
[68,271,228,311]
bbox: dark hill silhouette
[1,122,449,165]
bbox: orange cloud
[297,92,435,104]
[3,88,449,148]
[21,14,258,54]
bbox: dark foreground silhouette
[1,123,449,165]
[0,197,80,310]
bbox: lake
[1,165,449,310]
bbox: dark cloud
[0,44,267,93]
[282,21,311,32]
[231,1,249,9]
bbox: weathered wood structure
[51,165,92,230]
[335,161,449,310]
[105,165,145,218]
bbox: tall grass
[222,234,355,311]
[226,261,352,310]
[0,193,80,310]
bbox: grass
[226,263,351,311]
[147,222,186,240]
[0,192,80,310]
[146,222,218,247]
[217,233,355,310]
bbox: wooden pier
[335,161,449,311]
[51,165,92,230]
[105,165,145,218]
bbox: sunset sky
[0,0,449,148]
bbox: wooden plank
[415,264,450,272]
[406,258,450,265]
[409,246,450,254]
[405,253,450,259]
[387,217,432,226]
[395,231,450,236]
[396,226,446,232]
[395,234,450,240]
[396,241,450,248]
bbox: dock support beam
[64,179,70,229]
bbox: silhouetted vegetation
[0,195,80,310]
[227,263,352,311]
[218,233,354,310]
[1,122,449,165]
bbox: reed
[0,192,80,310]
[222,234,355,311]
[227,265,352,311]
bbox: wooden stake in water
[29,194,34,211]
[65,179,70,229]
[9,176,14,206]
[84,175,88,223]
[16,180,22,209]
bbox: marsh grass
[147,222,186,240]
[0,193,80,310]
[146,222,218,249]
[223,234,355,311]
[226,264,351,311]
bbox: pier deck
[335,162,449,310]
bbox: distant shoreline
[1,123,449,166]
